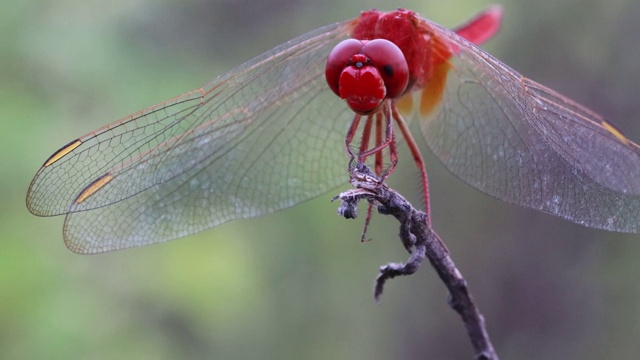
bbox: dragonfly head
[326,38,409,114]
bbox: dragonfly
[27,6,640,254]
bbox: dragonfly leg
[344,102,404,243]
[391,103,432,225]
[370,102,398,184]
[360,201,375,242]
[344,113,363,172]
[357,108,395,160]
[374,112,384,175]
[358,115,374,155]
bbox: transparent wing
[416,18,640,233]
[27,21,356,253]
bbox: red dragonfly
[27,7,640,254]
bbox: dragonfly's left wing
[27,20,357,253]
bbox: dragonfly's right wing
[415,17,640,233]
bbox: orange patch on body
[396,93,414,116]
[420,61,451,117]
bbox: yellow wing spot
[74,173,114,204]
[44,139,82,167]
[601,121,630,145]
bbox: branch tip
[334,164,499,360]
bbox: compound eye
[325,39,364,96]
[362,39,409,99]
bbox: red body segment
[452,5,503,46]
[351,9,434,92]
[332,8,504,223]
[349,8,501,113]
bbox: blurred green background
[3,0,640,359]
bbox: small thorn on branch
[334,163,499,360]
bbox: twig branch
[333,164,498,360]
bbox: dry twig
[333,164,498,360]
